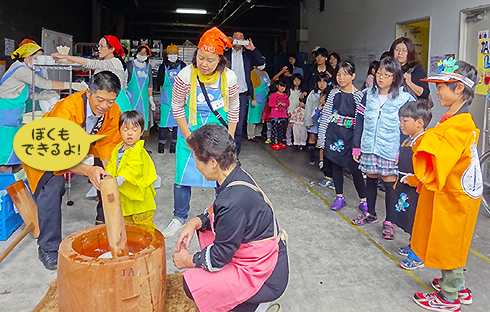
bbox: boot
[158,143,165,154]
[169,141,176,153]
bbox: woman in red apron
[173,124,288,312]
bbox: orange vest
[24,91,122,192]
[411,113,482,270]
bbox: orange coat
[24,91,122,193]
[411,113,482,270]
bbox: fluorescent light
[176,8,207,14]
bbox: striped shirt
[318,88,364,148]
[171,65,240,123]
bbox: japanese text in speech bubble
[13,117,105,171]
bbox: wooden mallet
[100,176,129,257]
[0,180,40,263]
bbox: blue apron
[127,60,150,130]
[159,64,182,128]
[0,65,30,165]
[175,76,227,187]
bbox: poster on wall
[476,38,490,96]
[4,38,15,56]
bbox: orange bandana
[197,27,232,55]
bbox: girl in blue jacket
[351,57,415,240]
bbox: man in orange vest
[24,71,122,270]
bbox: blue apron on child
[159,64,182,128]
[0,65,30,165]
[127,60,151,130]
[175,76,227,187]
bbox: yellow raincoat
[105,140,157,216]
[411,113,482,270]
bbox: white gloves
[149,96,156,110]
[251,100,257,108]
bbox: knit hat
[198,27,232,55]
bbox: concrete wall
[302,0,490,130]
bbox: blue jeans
[173,183,191,223]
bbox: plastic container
[0,173,23,241]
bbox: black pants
[324,155,366,198]
[271,118,286,143]
[365,176,396,220]
[158,126,177,144]
[235,92,249,155]
[183,240,289,312]
[35,173,66,252]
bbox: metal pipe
[209,0,233,24]
[219,0,250,27]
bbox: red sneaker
[271,144,281,150]
[431,278,473,305]
[278,142,286,149]
[413,292,461,311]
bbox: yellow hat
[166,45,179,54]
[11,43,42,59]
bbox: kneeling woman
[172,124,289,312]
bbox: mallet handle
[0,223,34,263]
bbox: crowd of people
[0,25,483,312]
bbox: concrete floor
[1,132,490,312]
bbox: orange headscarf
[137,44,152,57]
[104,35,125,58]
[166,44,178,54]
[18,39,37,47]
[197,27,232,55]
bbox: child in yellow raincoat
[411,59,481,311]
[105,110,158,230]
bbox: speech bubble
[13,117,105,171]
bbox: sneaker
[265,139,271,144]
[169,142,176,153]
[398,245,411,256]
[352,212,378,225]
[413,292,461,312]
[158,143,165,154]
[278,142,286,149]
[161,218,185,238]
[331,196,345,211]
[318,159,324,169]
[309,160,315,166]
[271,144,281,150]
[382,221,395,240]
[266,303,282,312]
[431,279,473,305]
[294,145,301,152]
[318,177,335,189]
[286,139,292,146]
[399,258,424,270]
[38,247,58,270]
[359,201,368,213]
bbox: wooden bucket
[57,224,166,311]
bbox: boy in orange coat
[411,59,482,311]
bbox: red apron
[183,180,286,312]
